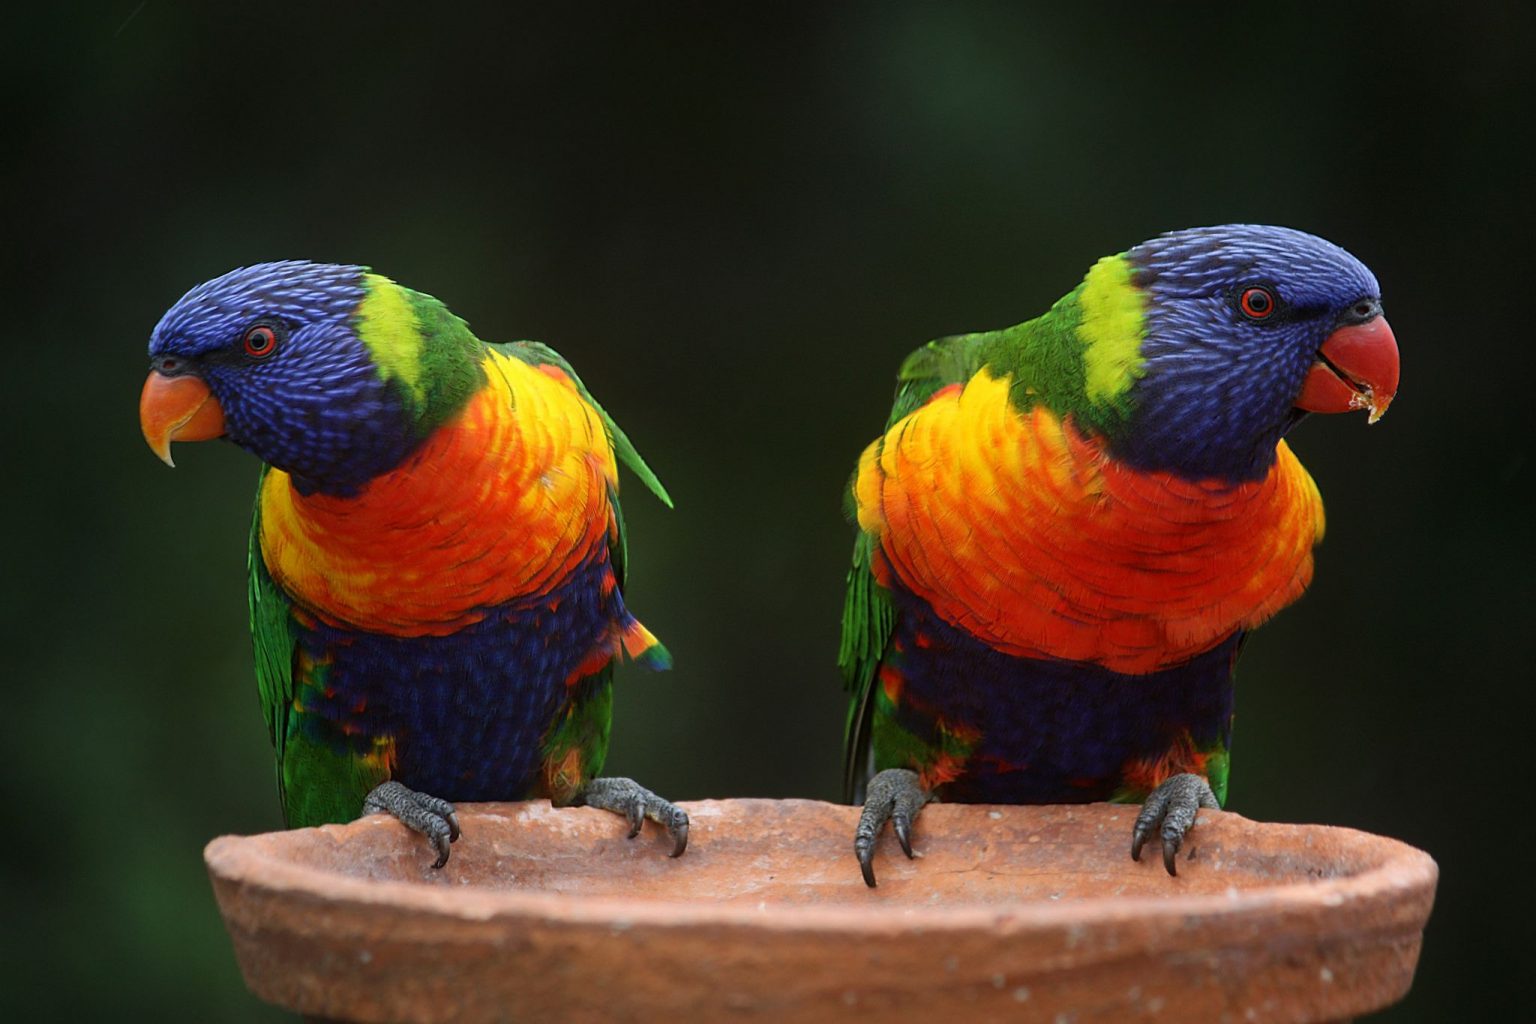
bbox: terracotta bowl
[205,798,1436,1023]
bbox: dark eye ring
[243,323,280,358]
[1238,286,1276,320]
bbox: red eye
[1239,287,1275,320]
[243,324,278,358]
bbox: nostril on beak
[1342,298,1381,326]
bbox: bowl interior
[248,798,1394,908]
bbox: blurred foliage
[2,2,1531,1020]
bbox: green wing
[839,333,989,802]
[885,332,992,429]
[247,467,298,817]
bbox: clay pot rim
[205,799,1438,937]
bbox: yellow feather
[356,274,426,405]
[1076,255,1146,404]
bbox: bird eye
[243,323,280,358]
[1238,287,1276,320]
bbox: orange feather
[258,349,620,636]
[854,370,1324,674]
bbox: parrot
[839,224,1400,886]
[139,262,688,868]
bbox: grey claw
[859,858,877,888]
[854,801,887,888]
[363,780,461,870]
[1129,773,1218,877]
[430,832,451,870]
[625,800,645,838]
[578,777,690,858]
[893,814,915,859]
[853,768,930,888]
[668,815,689,858]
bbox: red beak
[139,372,226,466]
[1294,315,1400,424]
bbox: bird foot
[574,776,689,857]
[363,780,461,869]
[1130,772,1219,876]
[854,768,933,888]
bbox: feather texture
[853,371,1323,674]
[147,262,670,827]
[840,224,1387,807]
[254,346,666,825]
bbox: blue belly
[878,587,1239,804]
[291,549,623,800]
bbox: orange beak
[139,372,226,466]
[1294,316,1400,424]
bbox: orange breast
[853,370,1325,674]
[259,349,619,636]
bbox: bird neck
[982,258,1298,484]
[354,275,487,436]
[976,253,1147,442]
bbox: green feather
[249,468,392,827]
[402,288,489,432]
[838,531,894,800]
[972,254,1146,435]
[539,681,615,806]
[838,334,984,800]
[876,260,1147,435]
[355,275,487,435]
[247,467,295,813]
[888,332,988,425]
[358,273,672,506]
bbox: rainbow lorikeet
[139,262,687,868]
[840,225,1400,885]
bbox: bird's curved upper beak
[1294,313,1400,424]
[139,371,226,466]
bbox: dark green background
[5,3,1530,1020]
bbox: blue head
[1114,224,1398,481]
[141,261,479,495]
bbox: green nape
[354,276,672,508]
[971,251,1147,438]
[355,274,487,434]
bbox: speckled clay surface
[205,799,1436,1023]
